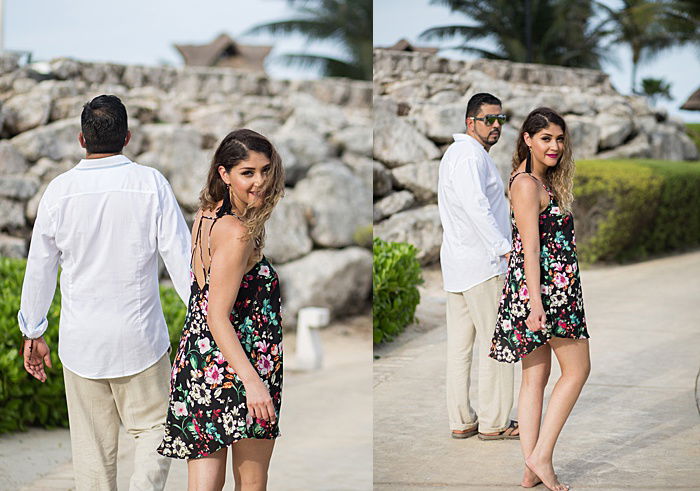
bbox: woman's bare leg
[231,439,276,491]
[187,447,228,491]
[519,343,551,487]
[526,338,590,491]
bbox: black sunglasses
[470,114,507,126]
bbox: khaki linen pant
[63,353,172,491]
[446,274,514,433]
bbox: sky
[4,0,344,79]
[373,0,700,123]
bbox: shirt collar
[75,155,132,170]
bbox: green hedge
[0,257,187,434]
[373,238,423,344]
[686,124,700,153]
[574,159,700,263]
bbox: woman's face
[218,150,271,210]
[525,123,565,168]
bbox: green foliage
[421,0,611,69]
[246,0,372,80]
[640,77,672,105]
[373,238,424,344]
[574,160,700,263]
[0,257,188,434]
[686,124,700,153]
[353,224,373,249]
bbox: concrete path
[374,251,700,490]
[0,315,372,491]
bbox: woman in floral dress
[158,129,285,490]
[489,108,590,491]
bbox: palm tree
[420,0,611,69]
[640,77,672,105]
[246,0,371,80]
[598,0,699,93]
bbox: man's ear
[78,132,87,149]
[124,130,131,148]
[465,117,473,133]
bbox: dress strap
[509,171,550,193]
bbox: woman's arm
[510,176,547,332]
[207,217,276,423]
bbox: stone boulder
[136,124,211,210]
[274,126,336,185]
[374,98,441,167]
[277,247,372,324]
[649,126,699,161]
[0,234,26,258]
[374,205,442,265]
[0,141,29,174]
[291,161,372,248]
[0,176,40,200]
[596,112,634,150]
[330,125,372,156]
[187,104,243,143]
[341,153,373,191]
[373,190,416,222]
[597,133,651,159]
[390,160,440,204]
[0,198,25,230]
[10,118,83,162]
[411,103,465,143]
[3,91,52,135]
[264,197,313,264]
[566,115,601,160]
[373,160,393,198]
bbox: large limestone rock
[596,112,634,150]
[274,126,335,184]
[341,153,373,191]
[390,160,440,204]
[649,126,699,161]
[291,161,372,248]
[566,115,601,160]
[0,233,26,258]
[264,197,313,264]
[373,190,416,222]
[0,176,40,200]
[137,124,211,210]
[0,141,29,174]
[597,133,651,159]
[0,198,25,230]
[373,160,393,198]
[10,118,83,162]
[277,247,372,324]
[373,98,441,167]
[3,92,52,135]
[187,105,243,143]
[374,205,442,264]
[330,125,372,156]
[411,103,465,143]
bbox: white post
[294,307,329,371]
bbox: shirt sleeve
[452,154,511,257]
[156,179,192,305]
[18,197,60,339]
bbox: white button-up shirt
[438,134,511,293]
[18,155,191,379]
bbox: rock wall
[373,49,699,264]
[0,55,372,325]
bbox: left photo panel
[0,1,373,489]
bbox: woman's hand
[526,305,547,332]
[243,375,276,424]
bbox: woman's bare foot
[521,466,542,487]
[525,454,569,491]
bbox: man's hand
[23,337,52,382]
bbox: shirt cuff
[493,239,512,257]
[18,311,49,339]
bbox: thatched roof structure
[681,87,700,111]
[380,38,439,54]
[174,33,272,71]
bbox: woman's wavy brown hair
[199,129,285,251]
[512,107,575,214]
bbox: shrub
[0,257,188,434]
[574,159,700,263]
[686,124,700,153]
[373,238,423,344]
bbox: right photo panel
[373,1,700,489]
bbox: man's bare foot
[525,455,569,491]
[521,466,542,487]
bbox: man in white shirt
[437,93,519,440]
[19,95,191,490]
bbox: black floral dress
[490,172,589,363]
[158,211,283,459]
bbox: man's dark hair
[466,93,502,119]
[81,95,128,154]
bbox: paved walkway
[374,251,700,490]
[0,316,372,491]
